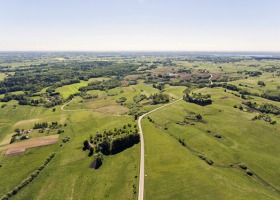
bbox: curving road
[137,98,183,200]
[137,79,213,200]
[209,74,213,85]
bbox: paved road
[137,79,213,200]
[137,98,183,200]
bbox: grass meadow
[0,58,280,199]
[143,87,280,199]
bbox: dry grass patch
[13,118,40,128]
[94,105,129,115]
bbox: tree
[88,147,94,157]
[83,140,89,150]
[100,140,110,155]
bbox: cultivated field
[1,135,59,156]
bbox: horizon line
[0,50,280,53]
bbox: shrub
[214,134,222,138]
[198,154,206,160]
[239,164,247,170]
[246,170,253,176]
[205,159,214,165]
[57,129,64,134]
[258,81,265,86]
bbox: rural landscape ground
[0,52,279,200]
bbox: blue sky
[0,0,280,51]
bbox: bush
[57,129,64,134]
[1,104,7,108]
[198,154,206,160]
[205,159,214,165]
[246,170,253,176]
[258,81,265,86]
[214,134,222,139]
[239,164,247,170]
[90,154,103,169]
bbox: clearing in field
[1,135,59,156]
[54,57,65,61]
[0,73,6,81]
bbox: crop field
[2,135,59,156]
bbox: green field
[0,73,6,81]
[0,53,280,200]
[0,107,140,199]
[144,88,280,199]
[56,78,110,99]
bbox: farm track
[61,98,88,112]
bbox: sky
[0,0,280,51]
